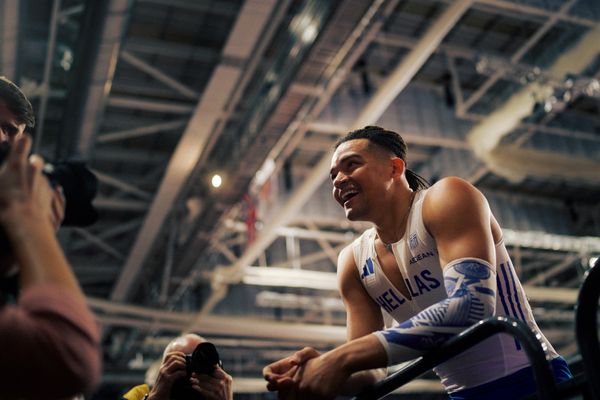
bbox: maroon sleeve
[0,284,102,399]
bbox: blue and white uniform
[351,189,560,393]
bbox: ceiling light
[211,174,222,188]
[302,24,317,43]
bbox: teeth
[341,190,358,202]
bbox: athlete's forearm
[341,367,387,395]
[324,333,388,378]
[375,258,496,365]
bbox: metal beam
[71,228,124,260]
[225,219,357,243]
[268,244,347,270]
[93,197,149,212]
[524,255,579,286]
[92,170,152,200]
[0,0,18,80]
[90,297,347,343]
[245,266,582,303]
[94,147,170,164]
[107,96,194,114]
[504,228,594,254]
[120,50,199,99]
[96,119,188,143]
[240,267,339,291]
[305,221,339,265]
[460,0,578,114]
[136,0,239,16]
[467,23,600,183]
[212,241,239,264]
[93,169,153,200]
[188,1,477,324]
[123,37,220,61]
[308,121,470,150]
[58,4,84,19]
[33,0,61,153]
[57,0,132,159]
[111,0,280,302]
[70,218,141,252]
[256,291,345,312]
[475,0,596,27]
[254,0,401,191]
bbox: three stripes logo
[361,258,375,279]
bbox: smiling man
[263,126,571,400]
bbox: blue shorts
[448,357,572,400]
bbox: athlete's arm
[337,245,387,393]
[263,245,386,393]
[425,177,496,266]
[284,178,498,398]
[373,177,497,364]
[338,245,385,339]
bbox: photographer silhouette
[0,134,101,398]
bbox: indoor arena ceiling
[2,0,600,398]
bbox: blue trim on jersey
[499,263,523,350]
[496,271,510,317]
[500,263,520,321]
[507,261,527,321]
[448,357,572,400]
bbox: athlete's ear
[390,157,405,178]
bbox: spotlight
[211,174,222,188]
[302,23,317,43]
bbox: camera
[171,342,223,400]
[0,142,98,254]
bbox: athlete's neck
[374,189,415,245]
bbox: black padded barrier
[575,259,600,399]
[351,316,558,400]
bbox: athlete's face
[330,139,392,221]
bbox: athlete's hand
[286,352,351,400]
[263,347,320,391]
[147,351,187,400]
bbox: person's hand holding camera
[190,366,233,400]
[148,351,188,400]
[148,350,233,400]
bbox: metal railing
[352,316,557,400]
[575,260,600,399]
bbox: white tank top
[351,189,558,392]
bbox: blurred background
[1,0,599,398]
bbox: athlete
[263,126,571,399]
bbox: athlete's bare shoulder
[424,176,484,213]
[426,176,480,200]
[422,177,489,233]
